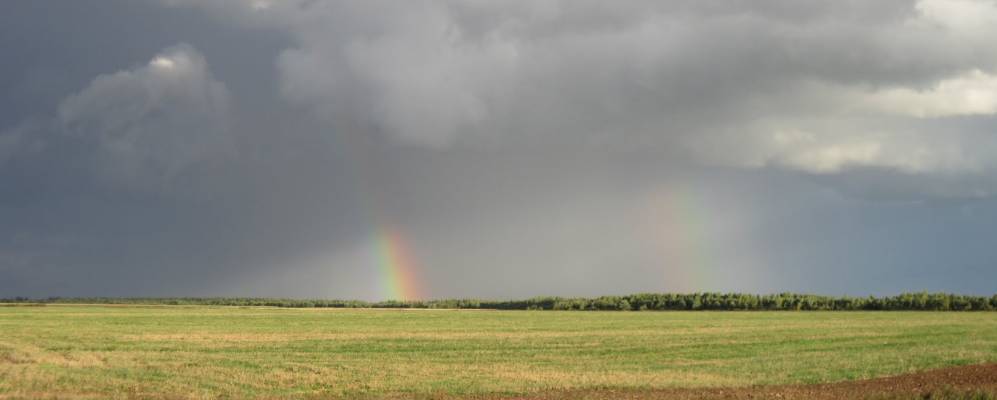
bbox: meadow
[1,305,996,399]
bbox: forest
[4,292,997,311]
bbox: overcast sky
[2,0,997,300]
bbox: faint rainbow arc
[647,187,712,292]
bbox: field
[1,305,997,399]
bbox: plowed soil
[476,363,997,400]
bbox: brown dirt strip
[460,363,997,400]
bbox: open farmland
[1,305,997,399]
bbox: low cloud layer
[2,1,997,298]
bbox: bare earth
[468,363,997,400]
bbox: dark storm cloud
[162,0,997,189]
[2,0,997,298]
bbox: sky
[2,0,997,300]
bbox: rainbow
[374,226,424,301]
[644,184,770,293]
[645,187,711,292]
[324,127,428,301]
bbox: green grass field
[1,305,996,399]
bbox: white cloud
[760,128,980,175]
[722,66,997,176]
[864,70,997,118]
[149,56,177,70]
[915,0,997,35]
[769,131,886,174]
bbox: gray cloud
[54,44,234,190]
[156,0,997,199]
[2,0,997,299]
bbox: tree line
[3,292,997,311]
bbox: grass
[1,305,996,399]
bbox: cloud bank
[150,0,997,198]
[2,0,997,298]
